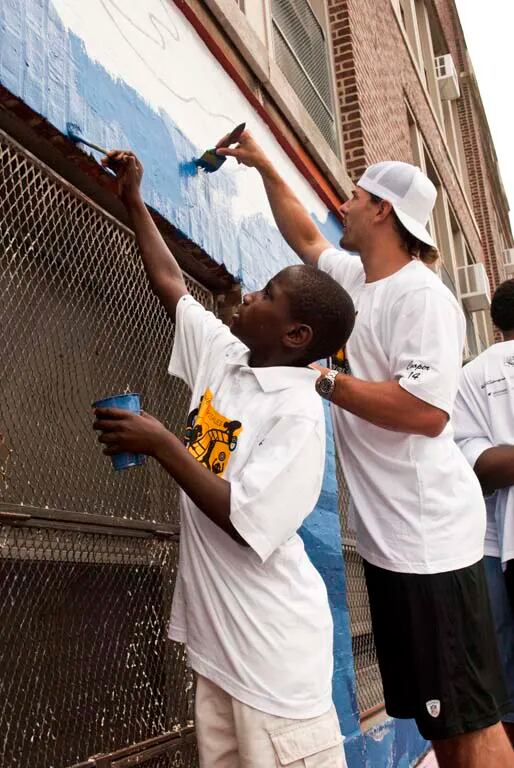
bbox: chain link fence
[336,462,384,716]
[0,129,210,767]
[0,120,387,764]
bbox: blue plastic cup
[93,392,146,472]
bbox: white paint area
[51,0,330,227]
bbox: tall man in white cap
[217,133,513,767]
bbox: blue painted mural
[0,0,429,765]
[0,0,343,289]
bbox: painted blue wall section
[301,406,429,767]
[300,403,359,739]
[0,2,427,765]
[0,0,344,291]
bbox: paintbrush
[66,123,126,175]
[195,122,246,173]
[66,123,110,155]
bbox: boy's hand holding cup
[93,392,166,471]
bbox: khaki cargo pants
[195,675,347,767]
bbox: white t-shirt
[167,295,334,719]
[319,248,485,574]
[453,340,514,565]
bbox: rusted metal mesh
[336,461,384,715]
[0,130,204,767]
[0,132,212,521]
[0,526,195,768]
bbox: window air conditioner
[458,263,491,312]
[435,54,460,101]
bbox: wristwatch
[315,369,339,401]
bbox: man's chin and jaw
[340,232,355,250]
[339,224,364,252]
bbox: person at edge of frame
[454,278,514,748]
[215,130,514,768]
[93,149,356,768]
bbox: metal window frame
[271,18,335,121]
[0,503,180,540]
[68,726,196,768]
[269,0,338,152]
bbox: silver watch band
[316,369,338,400]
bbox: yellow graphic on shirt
[332,345,351,375]
[184,389,242,477]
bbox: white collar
[251,365,318,393]
[225,347,318,393]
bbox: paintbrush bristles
[195,149,226,174]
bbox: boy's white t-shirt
[319,248,485,574]
[167,295,334,719]
[453,340,514,565]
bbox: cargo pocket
[269,708,344,767]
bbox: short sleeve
[390,287,464,416]
[453,360,494,467]
[318,247,363,291]
[230,417,325,563]
[168,294,228,389]
[458,436,495,469]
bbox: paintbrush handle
[77,136,110,155]
[218,122,246,148]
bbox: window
[420,153,457,285]
[407,104,423,167]
[271,0,338,152]
[397,0,466,162]
[464,309,479,359]
[452,215,489,357]
[408,117,485,357]
[414,1,445,125]
[393,0,424,68]
[476,310,493,351]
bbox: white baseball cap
[357,161,437,247]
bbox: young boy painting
[94,151,355,767]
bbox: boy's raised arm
[104,151,188,320]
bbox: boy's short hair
[285,265,355,362]
[491,279,514,332]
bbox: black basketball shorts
[363,558,510,740]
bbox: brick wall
[433,0,513,292]
[326,0,512,271]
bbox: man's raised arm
[216,131,332,266]
[103,151,188,320]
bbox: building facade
[328,0,513,348]
[0,1,510,768]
